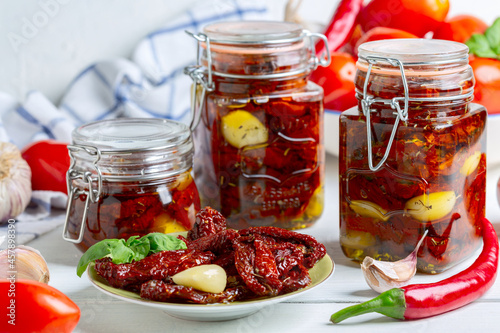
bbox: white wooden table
[29,154,500,332]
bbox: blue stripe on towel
[92,67,112,89]
[16,106,55,139]
[65,64,97,93]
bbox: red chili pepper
[315,0,364,56]
[331,217,499,323]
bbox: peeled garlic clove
[405,191,456,222]
[172,264,226,293]
[221,110,268,149]
[340,230,377,249]
[349,200,389,221]
[361,230,428,293]
[0,245,50,283]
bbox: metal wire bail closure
[184,32,214,132]
[361,56,409,172]
[62,145,103,244]
[360,55,475,172]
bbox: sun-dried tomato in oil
[339,39,487,274]
[63,118,200,252]
[186,21,330,230]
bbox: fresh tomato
[21,140,70,194]
[353,27,418,56]
[358,0,449,37]
[310,52,357,111]
[469,56,500,114]
[433,15,488,43]
[0,279,80,333]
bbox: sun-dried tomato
[239,226,327,268]
[187,206,227,241]
[188,229,239,254]
[232,237,269,296]
[253,237,283,295]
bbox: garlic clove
[349,200,389,221]
[460,151,481,176]
[361,230,428,293]
[221,110,268,149]
[172,264,226,294]
[0,245,50,283]
[405,191,456,222]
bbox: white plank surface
[28,154,500,332]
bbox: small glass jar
[185,21,331,230]
[62,118,200,252]
[339,39,487,274]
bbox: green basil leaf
[126,235,140,246]
[466,34,497,58]
[76,239,124,277]
[485,18,500,53]
[108,240,137,264]
[144,233,187,253]
[126,236,151,262]
[76,233,187,277]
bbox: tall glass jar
[185,21,331,230]
[62,118,200,252]
[339,39,487,274]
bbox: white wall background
[0,0,498,104]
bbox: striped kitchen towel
[0,0,270,249]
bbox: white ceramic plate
[87,254,335,322]
[325,109,500,166]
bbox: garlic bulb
[0,142,32,222]
[0,245,50,283]
[361,230,428,293]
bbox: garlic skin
[361,230,428,293]
[0,245,50,283]
[0,142,32,222]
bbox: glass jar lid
[203,21,304,45]
[72,118,191,151]
[70,118,194,181]
[358,38,469,66]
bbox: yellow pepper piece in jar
[405,191,456,222]
[349,200,389,222]
[221,110,268,149]
[460,151,481,176]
